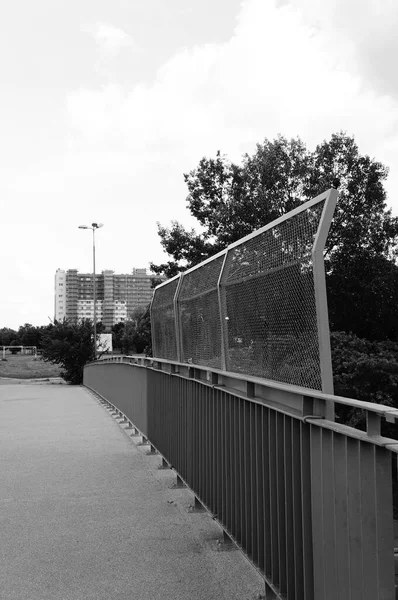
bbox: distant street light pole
[78,222,103,360]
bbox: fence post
[217,251,229,372]
[312,188,338,420]
[174,273,184,363]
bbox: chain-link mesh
[151,196,333,391]
[178,256,224,368]
[151,278,179,360]
[221,201,325,388]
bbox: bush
[40,319,97,384]
[8,341,21,355]
[331,331,398,439]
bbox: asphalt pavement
[0,382,264,600]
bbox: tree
[121,320,136,355]
[18,323,44,348]
[40,319,98,384]
[112,322,125,353]
[133,305,152,355]
[150,276,164,288]
[327,250,398,341]
[304,133,397,261]
[0,328,18,347]
[152,134,398,275]
[331,331,398,438]
[8,340,21,355]
[151,132,398,341]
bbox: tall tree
[151,132,398,340]
[41,319,102,384]
[18,323,44,347]
[0,328,18,347]
[152,133,397,276]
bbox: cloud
[69,0,398,161]
[82,22,137,57]
[277,0,398,100]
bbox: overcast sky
[2,0,398,329]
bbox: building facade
[54,268,154,331]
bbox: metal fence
[151,189,338,393]
[84,357,398,600]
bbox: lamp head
[92,222,104,229]
[78,225,89,229]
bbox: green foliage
[40,319,97,384]
[0,328,18,347]
[331,331,398,438]
[112,322,125,353]
[150,275,165,289]
[151,132,398,344]
[327,251,398,341]
[305,133,396,260]
[8,340,21,355]
[1,324,48,350]
[18,323,46,347]
[112,307,152,356]
[152,133,397,275]
[133,305,152,355]
[121,320,136,355]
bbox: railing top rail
[153,188,336,291]
[88,355,398,422]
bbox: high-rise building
[54,268,154,331]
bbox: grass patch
[0,354,62,379]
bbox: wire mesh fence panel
[151,191,337,390]
[178,255,225,368]
[221,201,325,389]
[151,277,179,360]
[178,256,224,368]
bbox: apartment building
[54,268,154,331]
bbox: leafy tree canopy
[0,328,18,347]
[150,132,398,341]
[41,319,103,384]
[151,132,398,278]
[331,331,398,437]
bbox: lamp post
[78,222,103,360]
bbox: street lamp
[78,222,103,360]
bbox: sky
[1,0,398,329]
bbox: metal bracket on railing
[303,415,326,424]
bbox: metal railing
[84,356,398,600]
[151,189,338,394]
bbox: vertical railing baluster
[269,410,278,584]
[277,413,287,593]
[301,421,314,599]
[284,416,295,597]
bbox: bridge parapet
[84,357,398,600]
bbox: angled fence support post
[312,188,338,420]
[149,293,156,357]
[173,274,184,363]
[217,251,229,372]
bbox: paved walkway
[0,382,264,600]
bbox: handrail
[87,355,398,448]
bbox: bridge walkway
[0,382,264,600]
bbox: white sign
[98,333,112,353]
